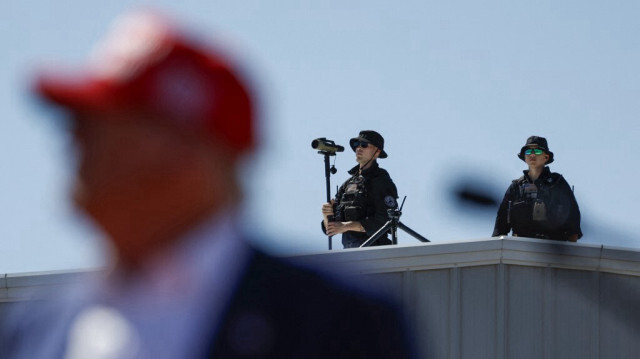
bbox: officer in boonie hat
[321,130,398,248]
[493,135,582,242]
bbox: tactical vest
[334,174,368,222]
[509,172,570,235]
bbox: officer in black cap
[321,130,399,248]
[493,136,582,241]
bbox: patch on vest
[384,195,397,208]
[352,175,364,184]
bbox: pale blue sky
[2,1,639,273]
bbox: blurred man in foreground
[0,10,414,358]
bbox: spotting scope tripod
[360,196,429,247]
[312,137,344,250]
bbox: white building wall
[3,237,640,359]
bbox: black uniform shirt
[493,166,582,241]
[322,161,398,248]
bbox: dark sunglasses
[351,140,370,149]
[524,148,545,155]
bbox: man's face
[354,141,380,165]
[68,108,239,266]
[524,147,549,167]
[70,110,190,226]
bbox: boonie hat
[349,130,388,158]
[518,135,554,164]
[34,9,254,155]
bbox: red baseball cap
[34,9,255,155]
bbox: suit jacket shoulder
[207,249,415,358]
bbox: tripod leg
[397,222,430,242]
[360,220,393,247]
[392,221,398,245]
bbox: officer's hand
[321,200,335,219]
[325,221,347,236]
[326,221,364,236]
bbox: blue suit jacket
[207,250,415,358]
[1,248,416,358]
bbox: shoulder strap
[509,176,525,199]
[512,175,526,186]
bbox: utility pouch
[344,206,363,221]
[532,200,547,221]
[510,200,530,227]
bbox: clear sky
[2,1,639,273]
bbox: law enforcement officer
[493,136,582,242]
[321,130,399,248]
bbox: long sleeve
[360,174,398,236]
[320,181,346,234]
[493,185,514,236]
[555,176,582,239]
